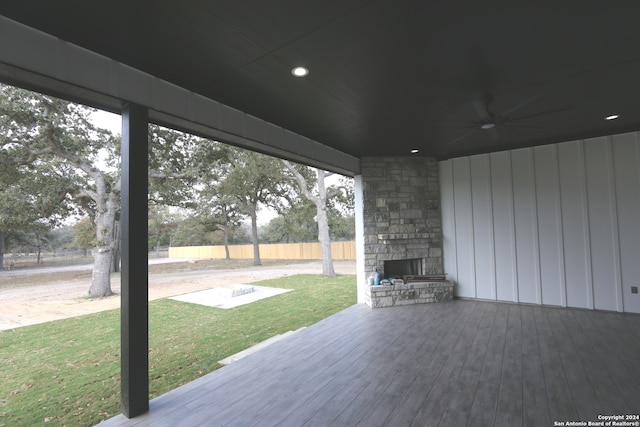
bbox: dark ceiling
[2,0,640,160]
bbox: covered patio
[99,299,640,426]
[1,1,640,424]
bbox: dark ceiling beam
[0,15,360,176]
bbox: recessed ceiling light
[410,149,419,154]
[481,123,496,130]
[605,114,620,121]
[291,66,309,77]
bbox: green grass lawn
[0,274,356,427]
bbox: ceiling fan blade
[486,127,500,143]
[447,128,479,145]
[501,123,541,129]
[509,105,574,122]
[427,119,480,125]
[472,99,492,122]
[498,94,543,118]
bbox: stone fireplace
[360,156,453,308]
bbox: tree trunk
[315,169,336,277]
[36,244,42,264]
[89,246,113,297]
[249,205,261,266]
[281,161,337,278]
[223,221,230,260]
[0,231,5,269]
[88,188,117,297]
[316,204,336,277]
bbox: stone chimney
[361,157,443,281]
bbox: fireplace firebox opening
[383,258,423,279]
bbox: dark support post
[120,103,149,418]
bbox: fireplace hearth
[366,280,453,308]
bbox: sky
[90,109,121,135]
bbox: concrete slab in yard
[170,285,291,309]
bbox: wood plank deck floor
[98,300,640,427]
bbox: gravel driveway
[0,259,356,331]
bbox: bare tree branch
[11,146,56,164]
[281,159,319,204]
[76,188,98,202]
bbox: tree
[218,149,289,265]
[46,226,75,254]
[195,186,244,258]
[148,205,177,256]
[0,143,75,268]
[147,125,206,207]
[10,229,50,263]
[327,175,355,241]
[328,213,356,241]
[0,84,123,296]
[170,214,212,247]
[0,84,214,295]
[281,161,350,277]
[147,127,228,255]
[259,199,317,243]
[170,212,250,247]
[71,217,96,256]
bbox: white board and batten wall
[439,131,640,313]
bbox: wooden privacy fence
[169,241,356,260]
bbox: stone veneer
[361,156,444,274]
[367,281,453,308]
[361,157,445,307]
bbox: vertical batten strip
[507,151,519,302]
[439,161,458,288]
[466,157,477,298]
[529,148,543,305]
[634,133,640,312]
[606,132,640,314]
[606,136,624,312]
[450,159,461,291]
[470,154,496,300]
[487,154,498,300]
[452,159,463,293]
[577,140,595,310]
[552,144,568,307]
